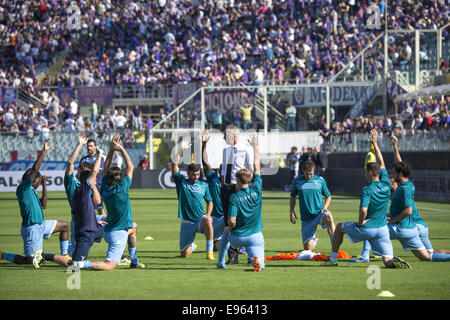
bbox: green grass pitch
[0,189,449,300]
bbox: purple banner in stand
[77,86,113,107]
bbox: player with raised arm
[217,133,265,272]
[172,136,215,260]
[64,134,106,255]
[321,129,410,268]
[388,135,450,263]
[71,147,107,266]
[390,136,450,256]
[202,129,225,251]
[351,135,450,263]
[79,138,106,216]
[220,125,254,264]
[74,134,146,270]
[1,139,71,268]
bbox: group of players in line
[0,133,145,270]
[1,126,449,272]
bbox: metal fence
[327,129,450,153]
[0,130,148,165]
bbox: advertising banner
[1,161,79,171]
[0,87,18,108]
[195,90,256,112]
[57,87,75,106]
[77,86,113,107]
[292,86,372,107]
[0,170,66,192]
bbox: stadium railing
[327,130,450,153]
[0,130,148,165]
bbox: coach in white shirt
[220,124,254,264]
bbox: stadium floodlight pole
[383,0,388,115]
[415,30,420,90]
[201,86,205,131]
[326,85,330,128]
[149,130,154,170]
[437,23,450,71]
[263,86,268,134]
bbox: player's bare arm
[30,139,51,181]
[369,129,385,169]
[66,133,88,176]
[391,135,402,163]
[172,136,191,175]
[104,134,120,174]
[40,175,47,209]
[201,129,212,174]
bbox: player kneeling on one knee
[73,134,145,271]
[217,134,265,272]
[173,136,215,260]
[322,130,410,268]
[290,160,335,251]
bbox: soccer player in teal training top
[217,133,265,271]
[202,129,225,251]
[387,133,450,263]
[322,130,410,268]
[74,134,145,270]
[1,139,71,268]
[70,145,107,265]
[64,133,107,256]
[290,160,335,251]
[172,136,215,260]
[353,135,450,262]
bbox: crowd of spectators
[318,96,449,151]
[0,0,449,139]
[0,0,448,93]
[23,0,447,90]
[0,0,96,93]
[0,98,160,140]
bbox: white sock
[313,238,319,246]
[330,251,338,263]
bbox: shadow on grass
[137,250,180,254]
[0,264,71,272]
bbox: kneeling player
[351,135,450,262]
[74,134,145,271]
[322,131,410,268]
[1,139,71,268]
[388,159,450,263]
[172,136,215,260]
[71,148,107,265]
[290,160,335,251]
[217,134,265,271]
[202,129,225,251]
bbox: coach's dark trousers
[220,184,239,263]
[220,184,236,226]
